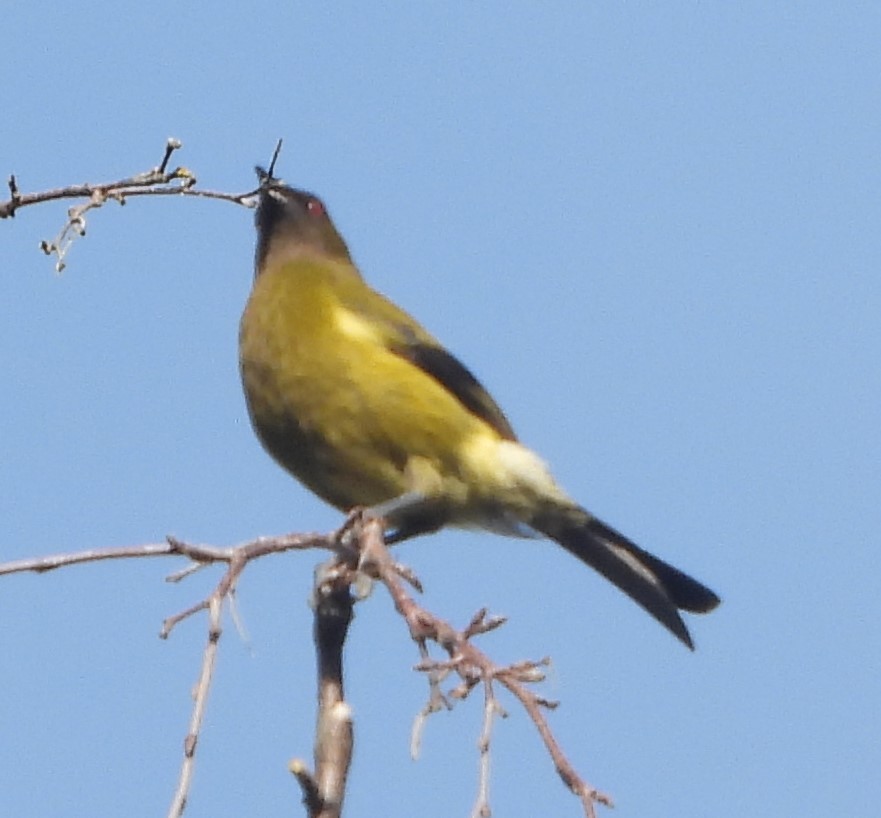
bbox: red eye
[307,198,325,216]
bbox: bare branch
[267,138,284,178]
[157,528,355,817]
[352,513,614,817]
[496,667,613,816]
[0,531,332,580]
[2,513,614,816]
[158,138,183,174]
[162,539,259,818]
[0,527,342,818]
[409,636,453,759]
[0,137,261,271]
[0,541,179,575]
[308,560,355,818]
[290,759,322,816]
[472,680,501,818]
[166,594,223,818]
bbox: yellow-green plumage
[239,174,720,648]
[240,255,494,512]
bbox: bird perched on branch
[239,170,720,648]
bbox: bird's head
[254,168,352,275]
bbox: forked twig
[1,515,612,817]
[353,514,613,817]
[1,138,261,271]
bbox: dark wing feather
[342,284,518,441]
[392,341,517,441]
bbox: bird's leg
[366,491,444,544]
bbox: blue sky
[2,4,879,817]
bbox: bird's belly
[239,292,497,517]
[241,353,415,510]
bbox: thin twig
[2,513,614,816]
[471,680,499,818]
[0,531,331,580]
[0,528,342,818]
[157,531,340,818]
[0,542,179,575]
[0,137,261,271]
[267,139,284,178]
[497,671,613,816]
[354,514,613,817]
[409,637,453,759]
[166,594,223,818]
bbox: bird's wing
[341,286,518,441]
[392,341,517,441]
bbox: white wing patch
[335,306,380,344]
[462,435,571,503]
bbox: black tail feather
[532,507,720,649]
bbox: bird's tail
[529,505,720,649]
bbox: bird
[238,170,720,648]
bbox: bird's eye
[307,198,325,217]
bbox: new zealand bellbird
[239,172,720,648]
